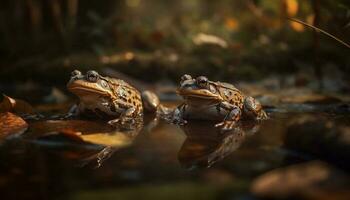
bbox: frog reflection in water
[178,121,260,168]
[172,75,268,131]
[67,70,161,127]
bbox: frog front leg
[108,107,138,128]
[243,96,268,120]
[215,102,241,131]
[107,100,139,127]
[62,104,80,119]
[171,103,188,125]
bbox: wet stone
[251,161,350,200]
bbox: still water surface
[0,109,349,200]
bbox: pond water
[0,104,349,200]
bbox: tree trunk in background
[280,0,287,29]
[66,0,79,51]
[67,0,78,30]
[312,0,322,89]
[26,0,42,43]
[50,0,66,51]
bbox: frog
[66,70,161,127]
[172,74,268,131]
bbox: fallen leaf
[81,133,132,147]
[30,120,114,135]
[0,95,35,114]
[55,127,132,147]
[29,120,139,147]
[59,128,84,143]
[0,112,28,140]
[192,33,228,48]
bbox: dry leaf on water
[0,112,28,140]
[80,133,131,147]
[30,120,136,147]
[0,95,35,114]
[30,120,113,135]
[57,128,132,147]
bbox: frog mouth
[177,89,221,100]
[67,80,108,96]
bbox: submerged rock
[251,161,350,200]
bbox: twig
[288,18,350,49]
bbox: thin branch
[288,17,350,49]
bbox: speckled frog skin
[67,70,159,126]
[172,74,268,131]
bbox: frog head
[67,70,115,103]
[177,75,223,105]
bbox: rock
[0,95,35,115]
[251,161,350,200]
[43,87,68,103]
[141,90,160,113]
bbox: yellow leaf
[81,133,132,147]
[225,17,239,31]
[286,0,299,17]
[30,120,138,147]
[290,21,304,32]
[306,15,315,25]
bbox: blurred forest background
[0,0,349,89]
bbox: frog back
[216,82,244,109]
[109,78,143,113]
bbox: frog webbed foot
[108,116,135,126]
[256,110,268,121]
[108,107,140,129]
[243,96,269,121]
[215,120,236,131]
[61,104,79,119]
[215,105,241,132]
[172,116,187,125]
[108,116,141,130]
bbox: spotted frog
[67,70,160,127]
[172,75,268,131]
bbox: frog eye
[87,70,99,82]
[196,76,208,87]
[71,70,81,77]
[181,74,192,82]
